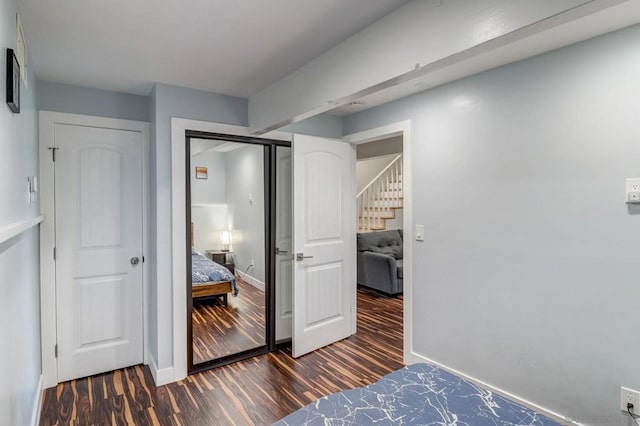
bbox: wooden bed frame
[193,281,232,305]
[191,222,233,305]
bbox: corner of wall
[148,353,174,386]
[28,375,44,426]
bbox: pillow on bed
[369,245,402,259]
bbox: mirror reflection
[190,139,266,363]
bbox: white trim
[406,351,579,426]
[148,355,175,386]
[192,203,227,208]
[0,216,43,244]
[236,270,265,291]
[39,112,56,388]
[141,119,151,368]
[171,118,292,382]
[29,375,43,426]
[343,120,413,363]
[38,111,150,388]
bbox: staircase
[357,154,403,232]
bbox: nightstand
[205,250,235,275]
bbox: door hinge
[54,344,58,358]
[53,247,56,260]
[48,147,59,162]
[142,256,145,263]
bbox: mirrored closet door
[186,132,292,372]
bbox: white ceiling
[191,139,245,156]
[18,0,409,97]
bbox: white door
[292,134,356,357]
[54,124,144,382]
[275,146,293,340]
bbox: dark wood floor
[192,279,266,364]
[40,288,403,426]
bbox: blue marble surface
[274,363,560,425]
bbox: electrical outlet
[621,387,640,414]
[626,178,640,204]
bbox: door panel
[305,262,343,326]
[292,135,355,357]
[303,152,342,241]
[78,148,123,248]
[275,146,293,340]
[55,124,143,382]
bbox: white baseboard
[236,270,265,291]
[406,352,579,426]
[149,356,175,386]
[30,374,43,426]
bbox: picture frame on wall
[195,167,208,179]
[6,48,20,113]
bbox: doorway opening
[354,135,404,360]
[185,131,292,373]
[344,120,412,364]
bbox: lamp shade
[220,230,231,245]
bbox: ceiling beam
[248,0,626,134]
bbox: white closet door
[54,123,144,382]
[292,134,356,357]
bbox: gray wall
[150,83,247,370]
[225,146,266,285]
[282,113,343,139]
[0,0,42,423]
[37,81,150,121]
[190,150,226,204]
[356,135,402,160]
[357,154,398,193]
[344,24,640,425]
[190,148,228,253]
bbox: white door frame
[170,118,292,382]
[39,111,150,388]
[343,120,413,364]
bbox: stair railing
[357,154,403,232]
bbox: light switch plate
[415,225,424,242]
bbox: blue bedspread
[275,363,560,426]
[192,251,238,296]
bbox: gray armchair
[357,230,403,295]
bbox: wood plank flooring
[40,287,403,426]
[192,279,266,364]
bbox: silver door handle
[130,257,140,266]
[276,248,288,255]
[296,253,313,261]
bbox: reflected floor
[192,278,266,364]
